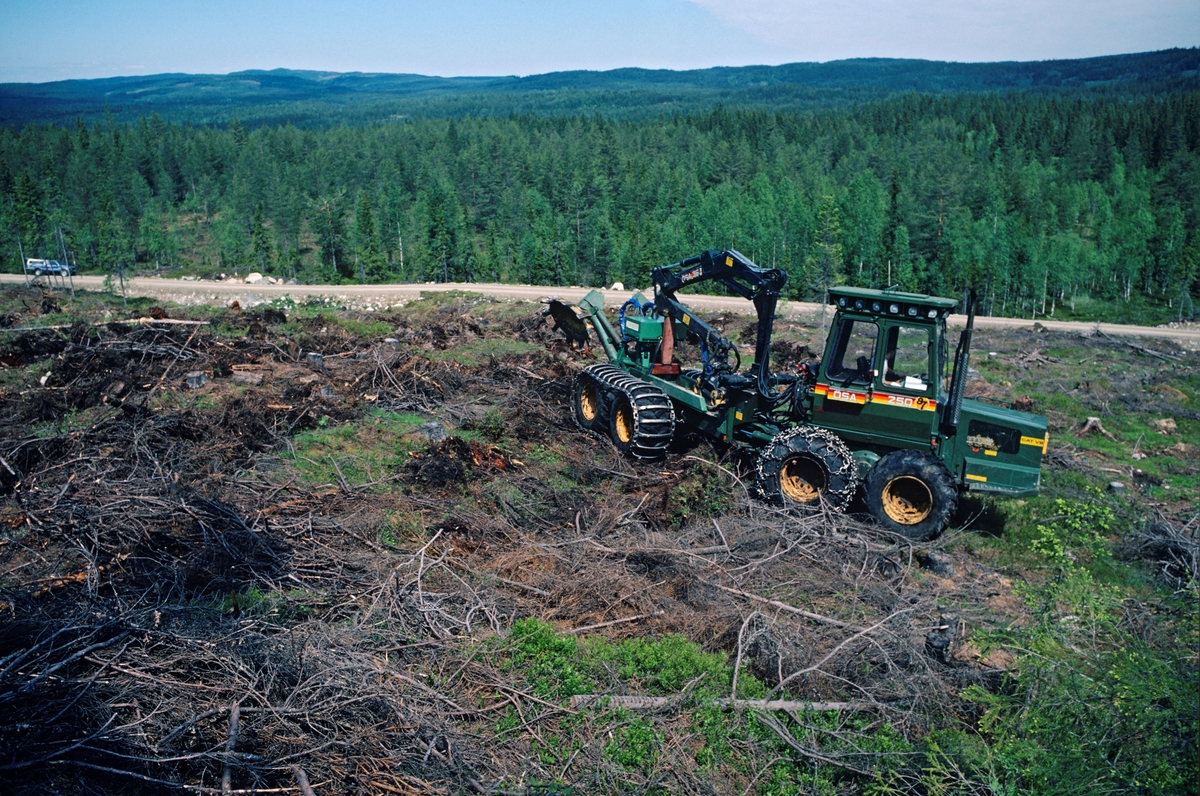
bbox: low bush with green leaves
[960,499,1199,796]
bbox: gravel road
[8,273,1198,345]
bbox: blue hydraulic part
[618,297,655,340]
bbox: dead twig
[710,583,863,630]
[291,766,316,796]
[565,611,666,635]
[221,702,241,796]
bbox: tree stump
[1080,417,1116,439]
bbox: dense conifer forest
[2,57,1198,321]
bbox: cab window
[825,320,878,385]
[881,325,932,393]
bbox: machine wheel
[573,372,605,432]
[33,269,43,277]
[864,449,957,541]
[756,426,856,512]
[609,394,637,450]
[578,363,675,459]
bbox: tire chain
[755,424,857,511]
[574,363,676,460]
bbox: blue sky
[2,0,1197,83]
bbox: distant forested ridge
[1,75,1197,318]
[2,49,1198,127]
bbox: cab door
[813,318,939,447]
[869,323,939,445]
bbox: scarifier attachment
[541,299,591,347]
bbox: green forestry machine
[547,249,1049,540]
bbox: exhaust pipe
[940,289,976,438]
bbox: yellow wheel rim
[780,457,823,503]
[579,382,599,423]
[613,401,634,443]
[881,476,933,525]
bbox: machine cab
[813,288,957,449]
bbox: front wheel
[756,426,856,512]
[609,394,636,453]
[864,449,957,541]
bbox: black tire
[756,426,856,512]
[605,382,675,459]
[864,449,957,541]
[33,270,43,277]
[573,372,604,432]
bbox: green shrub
[505,617,592,699]
[604,712,661,771]
[964,501,1199,795]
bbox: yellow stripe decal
[965,473,988,482]
[816,383,937,410]
[1021,435,1047,450]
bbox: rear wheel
[864,449,957,541]
[576,364,674,459]
[756,426,856,512]
[573,373,604,431]
[33,269,43,277]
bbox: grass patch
[424,336,543,367]
[942,478,1199,796]
[30,406,108,438]
[379,509,425,548]
[286,409,429,488]
[337,317,392,338]
[214,586,329,622]
[0,286,163,327]
[491,618,933,789]
[666,459,736,529]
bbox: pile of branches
[1120,515,1200,590]
[0,314,574,793]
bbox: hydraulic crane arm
[651,249,788,400]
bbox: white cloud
[683,0,1200,61]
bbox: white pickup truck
[24,259,77,276]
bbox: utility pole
[57,226,75,297]
[117,260,127,310]
[17,232,28,288]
